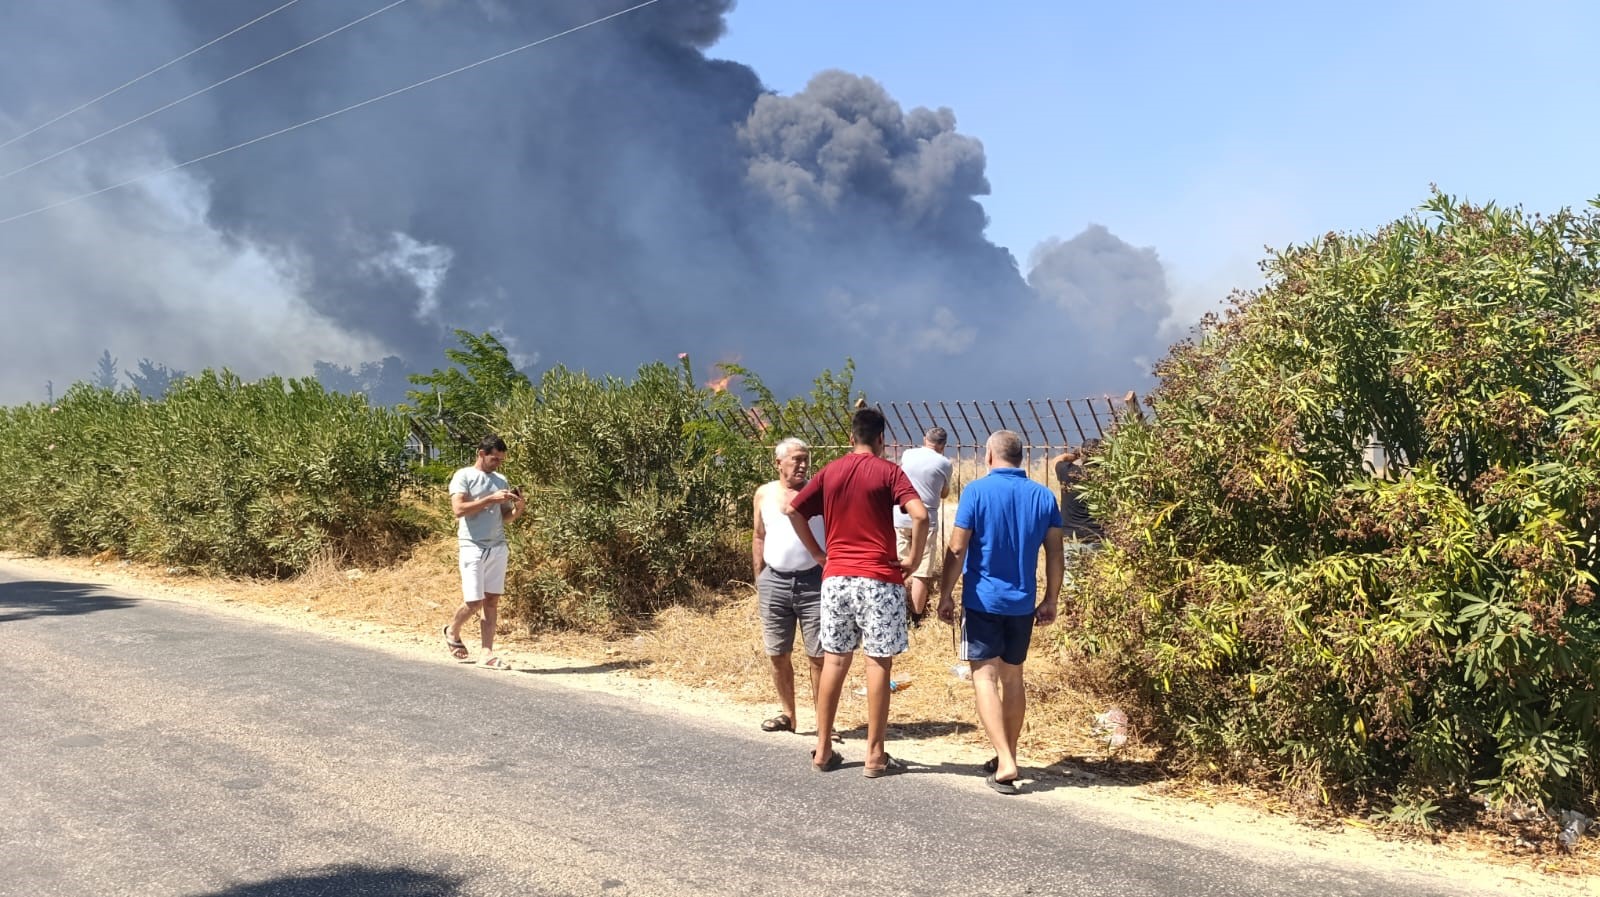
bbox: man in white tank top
[751,437,826,734]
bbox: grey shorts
[820,575,909,658]
[757,566,823,657]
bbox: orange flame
[745,407,771,433]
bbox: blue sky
[713,1,1600,318]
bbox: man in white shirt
[751,438,825,734]
[895,427,953,623]
[444,434,524,669]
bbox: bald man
[939,430,1063,795]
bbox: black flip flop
[863,755,908,778]
[986,773,1021,795]
[810,748,844,772]
[761,713,794,733]
[982,756,999,774]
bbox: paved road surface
[0,566,1502,896]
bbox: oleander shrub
[492,356,858,630]
[0,370,421,575]
[1069,194,1600,820]
[493,358,762,629]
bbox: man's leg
[479,594,500,652]
[793,568,826,716]
[908,577,930,616]
[448,600,480,647]
[862,579,910,773]
[806,654,824,708]
[450,548,484,656]
[971,658,1019,781]
[477,545,509,663]
[998,660,1027,768]
[759,568,801,728]
[813,651,853,764]
[863,654,894,767]
[768,651,798,725]
[812,576,859,765]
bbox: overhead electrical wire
[0,0,413,185]
[0,0,304,153]
[0,0,661,228]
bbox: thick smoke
[0,0,1174,405]
[1028,226,1176,394]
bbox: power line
[0,0,412,186]
[0,0,661,229]
[0,0,304,153]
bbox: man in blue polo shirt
[937,429,1063,795]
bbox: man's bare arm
[938,525,971,622]
[1038,526,1064,626]
[751,485,768,580]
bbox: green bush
[0,371,422,575]
[1072,194,1600,819]
[492,357,766,629]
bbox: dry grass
[621,583,1157,771]
[210,533,1159,776]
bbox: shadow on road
[517,659,645,675]
[835,718,977,740]
[0,580,137,622]
[185,864,463,896]
[1042,753,1167,787]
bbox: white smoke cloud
[0,145,388,404]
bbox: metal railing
[709,392,1144,492]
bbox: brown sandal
[443,625,469,660]
[761,713,794,733]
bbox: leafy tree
[314,355,410,405]
[1072,193,1600,822]
[125,359,187,398]
[93,350,118,391]
[405,331,530,450]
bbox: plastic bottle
[854,678,913,696]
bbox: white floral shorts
[819,576,908,657]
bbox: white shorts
[819,576,909,658]
[459,543,508,603]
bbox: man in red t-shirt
[786,406,929,776]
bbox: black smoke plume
[0,0,1176,404]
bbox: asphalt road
[0,566,1504,897]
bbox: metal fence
[709,392,1145,491]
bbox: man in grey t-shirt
[444,434,524,669]
[894,427,953,622]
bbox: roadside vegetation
[0,371,421,576]
[1072,193,1600,830]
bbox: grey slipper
[986,773,1021,795]
[863,755,908,778]
[811,748,844,772]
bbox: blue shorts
[959,606,1035,666]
